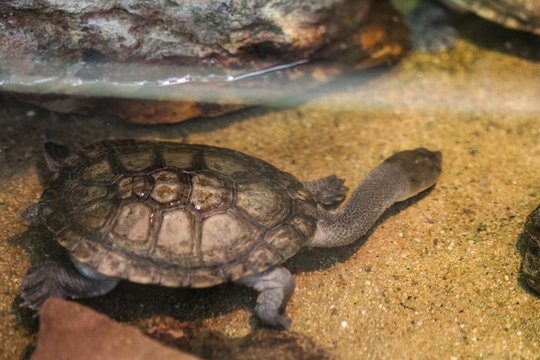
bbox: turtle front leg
[236,265,295,329]
[21,261,118,310]
[303,174,348,207]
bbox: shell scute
[71,239,107,267]
[159,266,189,287]
[74,200,115,237]
[128,258,160,284]
[81,158,117,182]
[189,267,227,288]
[161,148,198,169]
[116,175,153,200]
[78,141,110,157]
[64,182,108,211]
[247,246,280,272]
[189,172,233,213]
[116,149,157,172]
[200,212,258,266]
[149,170,190,205]
[204,150,250,176]
[265,225,304,261]
[96,250,130,278]
[108,202,155,254]
[152,208,195,265]
[56,228,84,251]
[236,179,292,229]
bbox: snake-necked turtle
[409,0,540,51]
[20,139,441,328]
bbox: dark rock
[408,0,540,53]
[146,316,339,360]
[522,204,540,294]
[31,298,200,360]
[0,0,396,68]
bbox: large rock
[0,0,408,123]
[522,204,540,295]
[1,0,387,67]
[31,298,199,360]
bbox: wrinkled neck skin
[310,162,413,248]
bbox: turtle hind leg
[21,261,118,310]
[303,174,349,208]
[237,265,295,329]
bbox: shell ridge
[147,208,163,258]
[193,209,203,269]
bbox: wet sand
[1,11,539,360]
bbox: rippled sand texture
[1,11,540,360]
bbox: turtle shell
[442,0,540,34]
[39,139,318,288]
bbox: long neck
[310,163,411,247]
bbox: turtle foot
[255,302,292,330]
[21,262,118,310]
[237,265,295,330]
[303,174,348,207]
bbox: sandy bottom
[1,13,539,360]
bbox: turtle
[408,0,540,51]
[20,139,442,328]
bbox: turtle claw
[257,314,292,330]
[275,315,292,330]
[279,316,291,330]
[254,302,293,330]
[21,263,69,310]
[304,174,349,207]
[20,262,118,311]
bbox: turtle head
[383,147,442,200]
[43,142,71,172]
[311,147,442,247]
